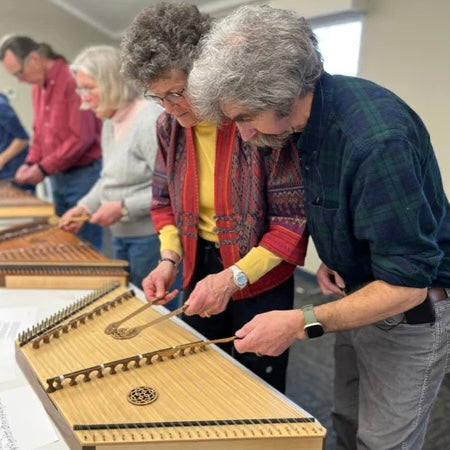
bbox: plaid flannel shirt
[294,72,449,289]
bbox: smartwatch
[301,304,324,339]
[230,265,248,289]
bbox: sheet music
[0,398,17,450]
[0,307,38,384]
[0,386,58,450]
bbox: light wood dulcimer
[0,183,54,218]
[16,284,326,449]
[0,219,128,288]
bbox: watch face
[235,272,247,287]
[305,323,324,339]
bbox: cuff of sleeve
[159,224,183,258]
[37,163,49,176]
[236,246,283,284]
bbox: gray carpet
[288,269,450,450]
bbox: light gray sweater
[80,100,162,237]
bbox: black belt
[404,287,449,325]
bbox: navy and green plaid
[293,72,449,289]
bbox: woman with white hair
[60,45,166,290]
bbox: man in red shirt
[0,36,103,248]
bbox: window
[312,17,363,76]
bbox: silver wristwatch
[230,265,248,289]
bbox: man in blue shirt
[188,5,450,449]
[0,93,32,190]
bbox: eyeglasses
[13,55,30,79]
[143,87,186,105]
[75,87,96,97]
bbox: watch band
[301,304,324,339]
[158,257,178,267]
[302,304,317,324]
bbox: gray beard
[248,131,291,148]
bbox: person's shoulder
[53,60,76,87]
[327,74,428,156]
[0,94,16,121]
[139,101,164,123]
[329,74,394,104]
[0,94,9,112]
[328,74,415,129]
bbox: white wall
[0,0,115,132]
[270,0,450,274]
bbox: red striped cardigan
[151,112,309,300]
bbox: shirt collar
[294,72,334,154]
[44,58,65,88]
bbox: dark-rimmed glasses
[143,87,186,105]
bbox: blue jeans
[333,297,450,449]
[112,234,160,289]
[50,161,102,249]
[112,234,183,305]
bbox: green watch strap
[301,304,317,325]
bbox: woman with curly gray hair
[121,3,308,392]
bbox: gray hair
[120,3,212,88]
[189,5,323,122]
[71,45,140,111]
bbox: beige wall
[0,0,115,132]
[270,0,450,274]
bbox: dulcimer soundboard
[16,283,327,450]
[0,183,54,218]
[0,219,128,288]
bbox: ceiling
[47,0,261,40]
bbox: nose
[162,100,178,115]
[237,123,257,141]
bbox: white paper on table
[0,307,38,384]
[0,385,58,450]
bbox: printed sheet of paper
[0,307,38,384]
[0,385,58,449]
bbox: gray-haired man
[188,5,450,449]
